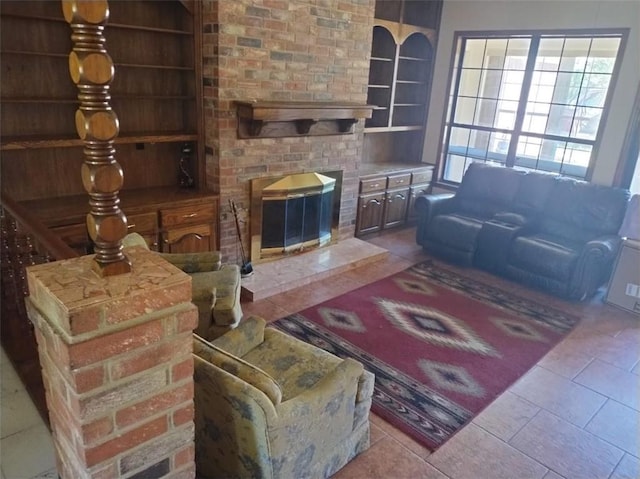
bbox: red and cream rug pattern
[272,260,579,451]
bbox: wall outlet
[625,283,640,298]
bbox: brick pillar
[26,246,198,478]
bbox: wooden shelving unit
[0,0,216,253]
[363,0,441,163]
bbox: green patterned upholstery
[123,233,242,338]
[193,316,373,479]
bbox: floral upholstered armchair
[123,232,242,339]
[192,315,375,479]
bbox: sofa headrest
[540,177,630,239]
[456,163,525,217]
[512,170,557,215]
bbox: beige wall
[423,0,640,186]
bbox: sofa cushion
[508,233,581,281]
[426,213,486,253]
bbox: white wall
[423,0,640,186]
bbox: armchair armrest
[415,193,456,245]
[212,315,267,357]
[569,235,622,300]
[275,358,364,421]
[158,251,222,273]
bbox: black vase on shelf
[178,142,195,189]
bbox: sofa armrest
[569,235,622,300]
[415,194,456,245]
[158,251,222,273]
[212,316,267,357]
[492,211,530,227]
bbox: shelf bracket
[248,120,265,137]
[337,118,358,133]
[295,119,317,134]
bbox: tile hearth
[240,237,389,301]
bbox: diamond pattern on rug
[418,359,486,398]
[318,307,365,333]
[394,276,436,296]
[490,316,548,342]
[377,298,499,357]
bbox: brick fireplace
[201,0,375,262]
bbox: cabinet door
[383,187,410,228]
[162,223,213,254]
[356,192,385,236]
[407,183,431,221]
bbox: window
[441,31,626,183]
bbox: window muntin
[442,32,624,184]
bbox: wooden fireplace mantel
[235,101,374,138]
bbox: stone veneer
[26,247,198,478]
[201,0,375,261]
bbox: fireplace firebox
[251,171,342,262]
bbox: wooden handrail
[1,192,78,260]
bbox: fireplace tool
[229,199,254,277]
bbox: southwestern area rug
[271,260,580,451]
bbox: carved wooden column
[62,0,130,276]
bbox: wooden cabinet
[356,191,386,235]
[160,202,218,253]
[356,166,432,237]
[407,168,434,221]
[0,1,213,254]
[20,188,219,255]
[383,187,410,228]
[363,0,441,165]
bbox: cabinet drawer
[387,173,411,189]
[360,177,386,194]
[411,168,433,184]
[126,212,158,234]
[160,204,215,228]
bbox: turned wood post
[62,0,130,277]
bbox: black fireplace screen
[261,190,333,250]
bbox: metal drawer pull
[363,199,381,208]
[164,233,204,244]
[127,224,136,229]
[182,213,198,219]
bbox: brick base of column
[26,246,198,478]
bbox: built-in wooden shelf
[235,101,374,138]
[1,132,199,151]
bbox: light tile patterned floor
[2,227,639,479]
